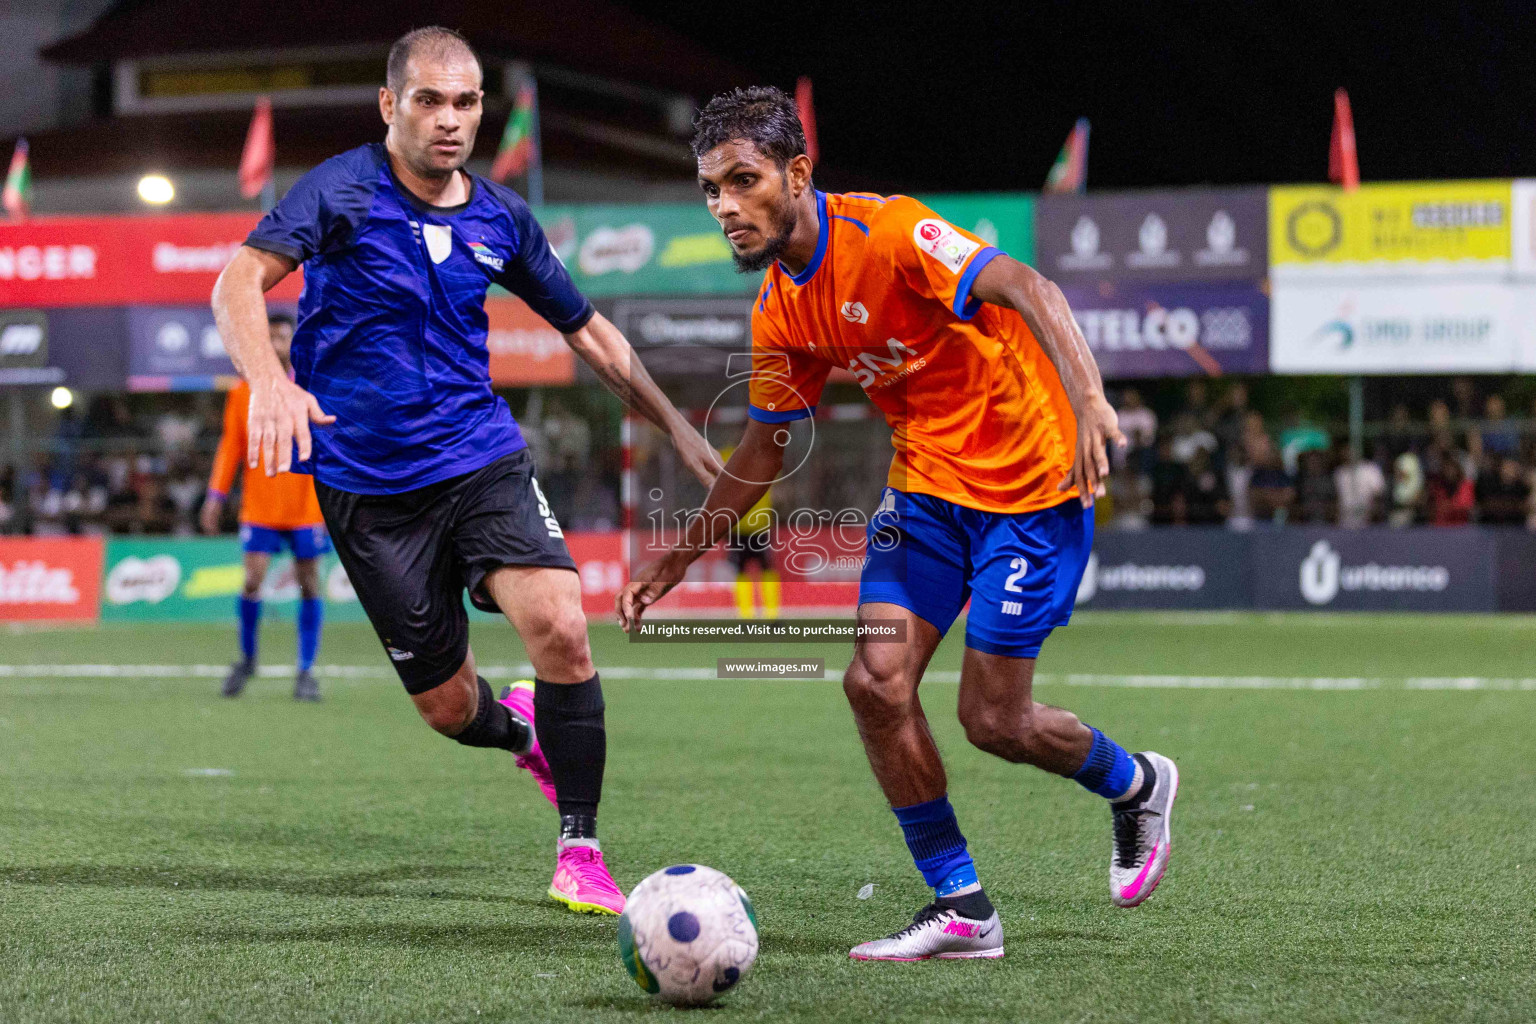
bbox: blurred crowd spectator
[0,391,623,537]
[4,380,1535,536]
[1104,381,1536,530]
[2,396,220,537]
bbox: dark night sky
[625,0,1536,193]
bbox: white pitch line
[0,664,1533,690]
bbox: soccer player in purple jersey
[214,28,719,915]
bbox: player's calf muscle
[412,668,477,734]
[960,700,1091,773]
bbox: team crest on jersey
[913,218,980,273]
[423,224,453,264]
[470,241,506,272]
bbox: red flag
[1329,88,1359,192]
[3,138,30,221]
[490,78,537,183]
[1044,118,1090,194]
[796,76,819,165]
[239,96,275,200]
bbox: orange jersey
[748,192,1078,514]
[208,381,325,529]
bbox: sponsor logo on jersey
[912,218,981,273]
[469,241,506,272]
[848,337,925,390]
[840,301,869,324]
[387,646,415,662]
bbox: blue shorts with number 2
[858,489,1093,659]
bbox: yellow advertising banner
[1270,180,1511,273]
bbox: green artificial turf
[1,613,1533,1022]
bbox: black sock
[535,674,606,825]
[937,888,995,920]
[452,677,531,753]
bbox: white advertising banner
[1515,284,1536,370]
[1512,179,1536,278]
[1271,282,1519,373]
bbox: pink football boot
[497,682,557,806]
[549,840,626,915]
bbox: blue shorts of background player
[240,523,333,560]
[859,488,1092,658]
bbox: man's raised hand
[247,377,335,476]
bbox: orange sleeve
[747,285,831,424]
[208,384,246,498]
[880,197,1003,321]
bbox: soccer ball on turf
[617,864,758,1005]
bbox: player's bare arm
[968,255,1125,506]
[562,312,721,489]
[211,246,335,476]
[616,417,786,631]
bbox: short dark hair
[386,26,481,94]
[267,312,296,330]
[691,86,808,169]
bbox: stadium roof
[9,0,768,204]
[41,0,750,96]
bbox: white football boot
[1110,751,1179,907]
[849,902,1004,961]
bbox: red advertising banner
[486,295,576,386]
[565,531,624,618]
[0,214,303,307]
[0,537,105,622]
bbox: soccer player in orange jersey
[619,88,1180,960]
[201,313,329,701]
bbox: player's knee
[241,577,263,599]
[414,674,477,735]
[842,658,915,724]
[960,705,1039,762]
[526,610,594,678]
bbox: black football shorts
[317,448,575,694]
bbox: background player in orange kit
[200,313,330,702]
[619,87,1180,961]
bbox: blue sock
[237,597,261,664]
[297,597,323,672]
[1074,726,1138,799]
[892,796,980,897]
